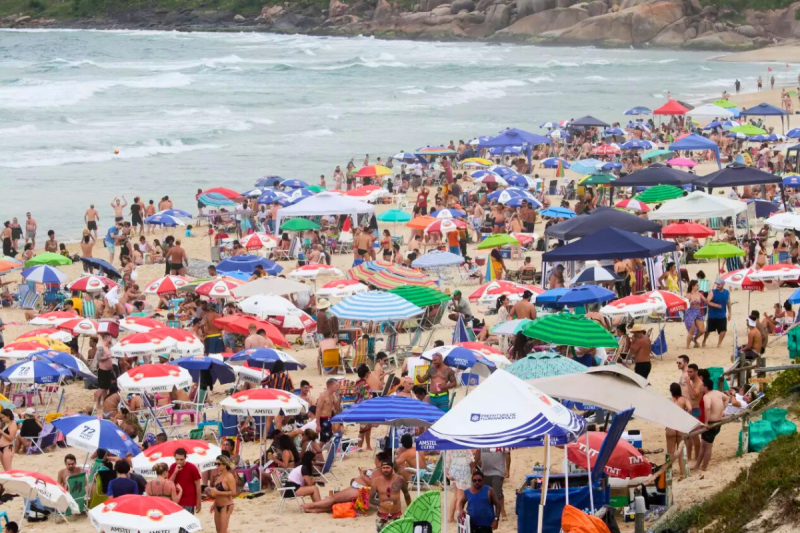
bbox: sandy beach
[717,45,800,64]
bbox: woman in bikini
[684,280,706,349]
[666,383,691,480]
[145,463,182,502]
[0,408,17,470]
[208,455,237,533]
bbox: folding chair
[377,372,395,397]
[66,473,87,515]
[458,514,472,533]
[407,453,444,490]
[339,380,357,407]
[272,470,307,512]
[314,432,340,483]
[650,327,668,361]
[319,348,344,375]
[88,471,114,509]
[26,422,57,454]
[344,337,370,373]
[414,364,430,387]
[18,284,39,310]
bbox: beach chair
[405,490,442,532]
[272,470,307,512]
[339,380,357,407]
[697,278,710,294]
[66,473,87,515]
[458,514,472,533]
[407,453,444,490]
[725,256,743,273]
[459,372,480,387]
[26,422,57,454]
[650,327,668,360]
[519,269,536,284]
[319,348,343,375]
[17,284,38,310]
[548,180,558,195]
[377,372,395,397]
[414,364,430,387]
[314,432,340,483]
[88,471,114,509]
[344,336,371,373]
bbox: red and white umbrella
[0,470,78,513]
[644,290,689,313]
[119,316,166,333]
[721,268,765,291]
[425,218,467,234]
[600,294,666,318]
[289,264,343,279]
[131,439,221,476]
[592,144,621,155]
[749,263,800,282]
[111,332,177,358]
[58,318,101,336]
[264,311,317,335]
[468,280,544,305]
[143,275,191,296]
[28,311,79,326]
[66,275,118,293]
[239,294,299,317]
[345,185,390,203]
[117,364,192,394]
[89,494,201,533]
[661,222,714,238]
[565,432,652,485]
[615,199,650,212]
[0,340,51,359]
[220,388,306,416]
[317,279,368,298]
[454,341,503,356]
[153,328,205,357]
[473,173,508,187]
[240,232,278,251]
[510,233,538,247]
[195,277,244,299]
[16,328,73,342]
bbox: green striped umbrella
[694,242,745,259]
[634,184,684,204]
[642,149,675,161]
[477,233,520,250]
[579,173,617,186]
[522,313,618,348]
[24,252,72,267]
[506,351,589,380]
[280,218,320,232]
[389,285,450,308]
[377,209,413,223]
[306,185,326,193]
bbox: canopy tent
[476,128,552,168]
[668,134,721,168]
[740,102,790,132]
[274,191,375,232]
[688,103,735,118]
[529,365,705,434]
[692,163,788,211]
[569,116,610,128]
[646,190,747,221]
[608,166,695,200]
[543,227,675,262]
[653,99,689,115]
[544,206,661,240]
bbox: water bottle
[532,462,544,477]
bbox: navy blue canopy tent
[692,163,789,210]
[740,102,790,132]
[669,134,721,169]
[788,143,800,173]
[478,128,552,168]
[544,206,662,240]
[543,227,676,262]
[609,165,695,198]
[569,115,610,128]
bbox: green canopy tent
[634,184,684,204]
[25,252,72,268]
[522,313,618,349]
[506,351,589,380]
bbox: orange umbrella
[406,216,436,230]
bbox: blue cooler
[622,430,642,449]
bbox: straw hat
[317,298,331,310]
[629,324,646,333]
[411,346,423,355]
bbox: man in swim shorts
[695,378,728,472]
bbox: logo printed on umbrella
[235,395,249,403]
[146,509,165,521]
[470,413,516,422]
[148,452,163,462]
[536,393,552,406]
[132,372,145,382]
[102,502,118,513]
[79,425,95,441]
[192,446,207,456]
[169,370,180,377]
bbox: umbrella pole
[587,430,595,513]
[563,445,569,506]
[442,451,448,533]
[416,444,421,496]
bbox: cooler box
[516,475,609,533]
[622,430,642,449]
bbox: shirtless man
[394,434,423,482]
[683,363,704,460]
[511,290,536,320]
[57,454,84,487]
[316,378,341,443]
[419,352,457,412]
[111,197,128,223]
[297,380,316,410]
[355,227,373,262]
[24,212,37,248]
[695,378,729,472]
[370,459,411,532]
[629,325,652,379]
[166,239,188,276]
[741,316,762,361]
[244,324,268,349]
[256,328,275,349]
[80,234,95,259]
[199,302,223,354]
[79,204,100,241]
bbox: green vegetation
[795,5,800,19]
[700,0,795,15]
[655,432,800,533]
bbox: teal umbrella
[505,351,589,380]
[490,318,534,335]
[377,209,412,223]
[280,218,320,232]
[642,149,675,161]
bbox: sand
[716,45,800,64]
[1,86,798,533]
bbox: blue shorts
[448,246,461,256]
[204,335,224,354]
[691,408,701,418]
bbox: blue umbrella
[331,396,443,426]
[489,146,523,155]
[80,257,121,279]
[600,162,623,171]
[422,346,497,372]
[621,140,652,150]
[624,106,652,116]
[412,250,465,268]
[281,179,309,189]
[22,265,68,285]
[156,209,192,218]
[288,188,315,205]
[505,196,542,208]
[257,190,289,205]
[145,214,185,227]
[782,174,800,187]
[788,287,800,304]
[548,129,572,141]
[557,285,616,307]
[541,157,570,169]
[243,187,268,198]
[0,359,72,384]
[747,199,780,219]
[218,270,250,281]
[539,207,576,219]
[488,165,516,177]
[603,128,625,136]
[254,175,285,188]
[216,255,283,275]
[535,287,569,307]
[570,159,604,175]
[392,152,418,163]
[228,348,306,370]
[504,174,532,188]
[788,128,800,139]
[540,122,560,129]
[172,355,236,385]
[52,414,142,456]
[703,121,722,130]
[470,170,499,180]
[27,349,95,379]
[452,314,474,343]
[431,208,466,219]
[487,187,532,202]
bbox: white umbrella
[765,212,800,231]
[689,103,734,118]
[0,470,79,513]
[239,294,299,317]
[89,495,201,533]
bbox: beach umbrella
[624,106,652,116]
[317,279,367,298]
[289,264,343,279]
[749,263,800,282]
[477,233,520,250]
[566,432,652,482]
[257,190,290,205]
[58,317,101,336]
[0,258,22,275]
[194,277,244,299]
[504,174,536,189]
[221,388,306,416]
[721,268,765,291]
[535,288,569,307]
[24,252,71,267]
[229,347,306,370]
[490,318,534,336]
[539,207,576,219]
[633,184,684,203]
[80,257,121,279]
[694,242,745,260]
[411,250,465,269]
[255,176,285,188]
[600,294,666,318]
[540,121,560,129]
[203,187,242,199]
[488,146,524,155]
[661,222,714,238]
[0,359,71,384]
[239,294,299,316]
[509,233,537,248]
[471,170,501,180]
[425,218,466,234]
[765,212,800,231]
[406,216,438,230]
[469,280,543,305]
[614,199,649,212]
[570,265,621,285]
[240,232,278,250]
[27,349,94,379]
[713,99,737,108]
[645,290,689,313]
[620,140,653,151]
[430,208,467,219]
[730,124,767,136]
[217,255,282,276]
[369,269,437,290]
[727,132,747,140]
[154,328,205,357]
[578,173,616,186]
[355,165,392,178]
[548,129,572,141]
[0,339,52,359]
[132,439,221,476]
[462,157,493,166]
[52,414,142,456]
[570,159,604,176]
[330,291,424,322]
[416,146,456,156]
[143,275,191,296]
[377,209,412,223]
[89,495,200,533]
[389,285,450,308]
[213,314,290,347]
[541,157,570,169]
[66,274,118,293]
[306,185,326,193]
[172,355,236,385]
[558,286,616,307]
[506,352,588,380]
[522,313,618,348]
[111,332,177,359]
[0,471,79,513]
[487,188,541,207]
[787,128,800,139]
[392,152,418,163]
[473,173,508,186]
[262,311,317,335]
[592,144,621,156]
[157,209,192,218]
[16,328,73,342]
[144,214,185,227]
[641,149,675,162]
[286,188,315,205]
[243,187,269,198]
[280,218,320,232]
[420,345,497,375]
[280,179,309,189]
[117,364,192,394]
[666,157,697,168]
[331,395,443,426]
[21,265,68,285]
[783,175,800,187]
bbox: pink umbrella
[666,157,696,168]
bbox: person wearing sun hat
[315,298,333,339]
[629,324,652,379]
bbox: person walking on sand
[703,278,730,348]
[111,196,128,223]
[757,76,763,91]
[166,239,188,276]
[666,383,691,480]
[458,470,501,533]
[695,378,728,472]
[84,204,100,241]
[735,79,741,94]
[770,75,775,90]
[370,458,411,532]
[131,196,145,236]
[24,212,36,249]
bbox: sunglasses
[214,462,222,466]
[472,478,483,483]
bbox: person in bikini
[0,409,17,470]
[206,455,237,533]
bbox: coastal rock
[373,0,393,21]
[14,15,30,23]
[586,0,608,16]
[450,0,476,13]
[329,0,350,18]
[485,3,510,28]
[683,30,754,50]
[745,3,800,39]
[683,26,696,39]
[497,6,589,36]
[431,5,452,16]
[256,5,284,21]
[651,18,686,45]
[618,0,648,9]
[517,0,556,18]
[736,24,760,38]
[557,0,579,8]
[233,14,245,21]
[476,0,495,12]
[422,0,451,10]
[687,0,701,14]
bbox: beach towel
[561,504,611,533]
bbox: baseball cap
[747,317,756,327]
[24,408,35,416]
[715,278,725,285]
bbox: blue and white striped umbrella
[621,139,654,150]
[392,152,418,163]
[330,292,424,322]
[488,146,523,155]
[0,359,72,384]
[243,187,268,198]
[721,120,741,130]
[627,121,651,131]
[504,174,533,188]
[547,129,572,141]
[156,209,192,218]
[430,209,466,219]
[539,122,559,129]
[228,348,306,370]
[420,345,497,372]
[52,414,142,456]
[288,188,315,205]
[412,250,465,268]
[600,162,623,171]
[470,170,501,180]
[144,214,185,227]
[488,165,516,177]
[281,179,309,189]
[257,190,289,205]
[487,188,541,208]
[254,175,285,188]
[331,396,444,426]
[570,159,605,175]
[541,157,570,169]
[27,349,95,379]
[603,127,626,136]
[787,128,800,139]
[505,196,543,209]
[21,265,68,285]
[624,106,652,116]
[727,132,746,140]
[702,121,722,131]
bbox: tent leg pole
[587,430,595,513]
[563,446,569,506]
[416,450,420,496]
[442,452,448,533]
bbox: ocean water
[0,29,769,237]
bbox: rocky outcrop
[450,0,475,13]
[745,2,800,39]
[683,30,754,49]
[485,3,510,29]
[517,0,556,18]
[497,6,589,37]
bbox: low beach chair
[314,433,340,483]
[272,470,307,512]
[407,453,444,490]
[66,473,87,515]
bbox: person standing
[146,463,182,502]
[166,239,188,276]
[695,378,728,472]
[629,325,652,379]
[0,409,17,470]
[757,76,763,91]
[703,278,731,348]
[416,187,430,216]
[84,205,100,242]
[458,470,501,533]
[95,333,114,414]
[24,212,36,249]
[106,461,139,497]
[666,383,691,480]
[200,302,223,354]
[44,230,58,253]
[207,455,237,533]
[370,459,411,532]
[419,352,457,412]
[169,448,202,514]
[770,75,775,90]
[476,448,510,521]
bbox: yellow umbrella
[27,336,70,352]
[462,157,493,166]
[354,165,392,177]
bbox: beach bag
[354,487,370,515]
[332,502,357,518]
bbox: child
[59,243,71,258]
[184,224,195,238]
[166,312,181,329]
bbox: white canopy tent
[274,192,376,232]
[646,190,746,221]
[689,104,735,118]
